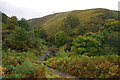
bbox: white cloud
[0,0,119,20]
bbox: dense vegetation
[2,50,46,78]
[44,55,120,78]
[1,8,120,78]
[43,18,120,78]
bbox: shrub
[33,28,48,40]
[18,18,30,31]
[14,61,46,78]
[102,19,120,31]
[7,16,18,31]
[55,31,67,46]
[44,55,120,78]
[8,27,33,51]
[71,32,104,56]
[2,51,46,78]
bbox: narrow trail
[38,54,79,78]
[46,66,78,78]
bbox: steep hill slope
[28,8,118,41]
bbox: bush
[8,27,33,51]
[2,51,46,78]
[99,19,120,55]
[18,18,30,31]
[14,61,46,78]
[33,28,48,40]
[71,32,104,56]
[103,19,120,31]
[7,16,18,31]
[55,31,67,46]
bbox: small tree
[18,18,30,31]
[7,16,18,30]
[2,13,8,24]
[33,28,48,40]
[55,31,67,46]
[9,27,33,51]
[71,32,104,56]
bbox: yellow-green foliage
[71,32,104,56]
[2,50,46,78]
[55,31,67,46]
[102,19,120,31]
[45,70,61,78]
[44,55,120,78]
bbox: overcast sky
[0,0,119,20]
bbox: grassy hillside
[2,8,120,78]
[28,8,118,42]
[28,8,117,28]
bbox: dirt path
[38,54,79,78]
[46,66,79,78]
